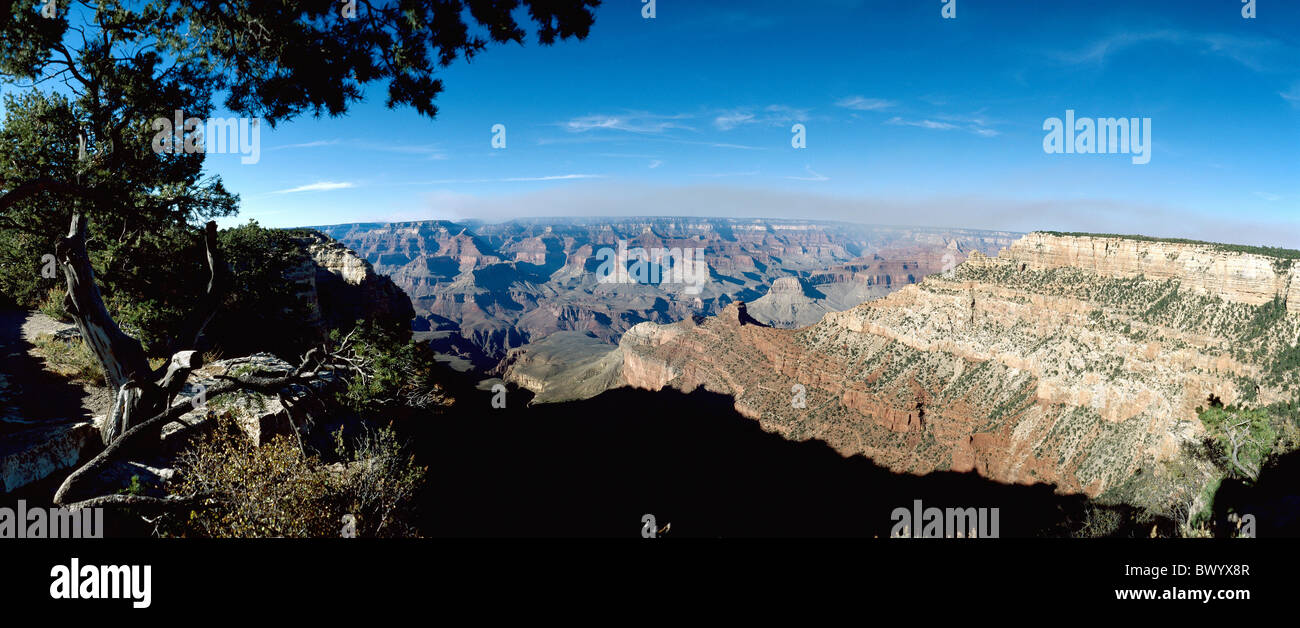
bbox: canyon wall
[611,232,1300,510]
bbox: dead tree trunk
[54,213,222,447]
[1225,420,1261,481]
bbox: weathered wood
[103,380,165,449]
[64,492,226,513]
[160,350,201,401]
[55,211,152,392]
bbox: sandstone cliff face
[613,232,1300,510]
[1009,233,1300,314]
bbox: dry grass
[31,335,104,385]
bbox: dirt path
[0,309,113,431]
[19,311,76,341]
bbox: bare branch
[64,492,226,513]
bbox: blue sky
[92,1,1300,245]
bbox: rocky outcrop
[291,231,416,339]
[746,276,841,328]
[0,421,102,493]
[161,353,342,450]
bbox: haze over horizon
[177,0,1298,247]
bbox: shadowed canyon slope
[524,232,1300,512]
[311,218,1020,367]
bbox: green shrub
[36,287,72,322]
[331,321,450,416]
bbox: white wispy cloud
[937,112,1002,137]
[269,139,341,150]
[836,96,895,111]
[598,152,660,159]
[1254,191,1282,202]
[355,142,448,159]
[273,181,356,194]
[666,138,767,151]
[268,139,447,159]
[504,174,606,182]
[689,170,760,178]
[649,160,663,169]
[886,117,958,131]
[785,166,829,182]
[886,115,999,137]
[1281,83,1300,107]
[713,111,755,131]
[536,135,765,150]
[713,105,810,130]
[563,112,692,134]
[1060,29,1284,73]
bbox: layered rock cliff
[1009,233,1300,314]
